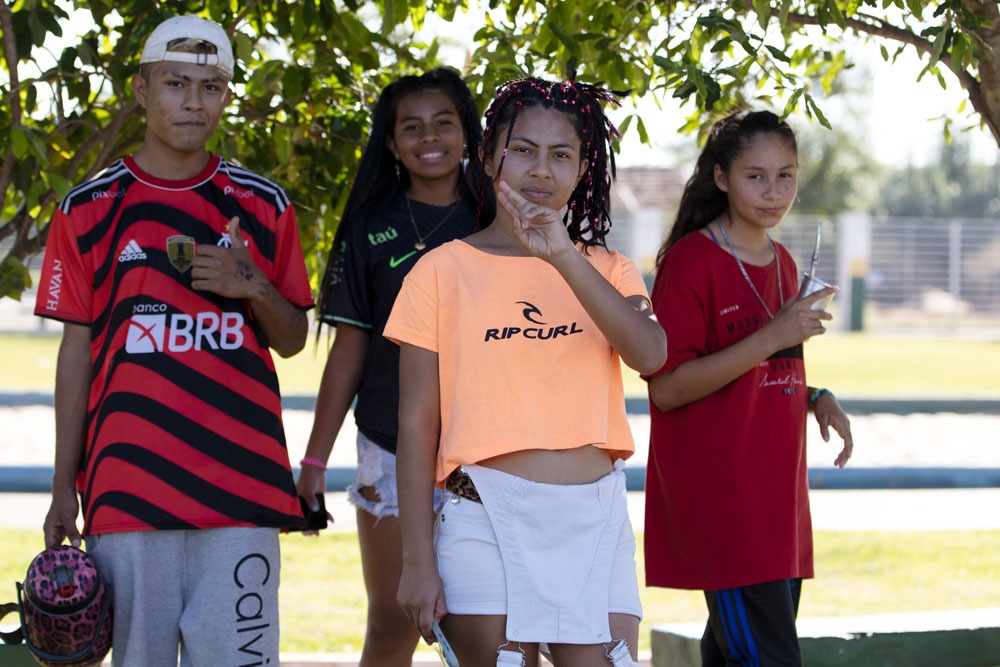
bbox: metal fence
[5,214,1000,335]
[776,215,1000,335]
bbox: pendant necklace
[716,217,784,319]
[405,196,460,251]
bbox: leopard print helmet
[16,545,112,666]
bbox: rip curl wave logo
[517,301,545,325]
[483,302,583,342]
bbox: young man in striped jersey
[34,15,314,666]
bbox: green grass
[3,332,999,397]
[3,529,998,654]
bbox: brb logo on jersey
[483,301,584,342]
[125,303,245,354]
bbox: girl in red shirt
[645,110,854,667]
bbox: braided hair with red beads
[480,76,624,249]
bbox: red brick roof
[611,167,686,215]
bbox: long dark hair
[317,67,492,320]
[481,77,622,250]
[656,109,797,265]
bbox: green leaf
[905,0,925,20]
[705,77,722,109]
[636,114,649,144]
[765,45,791,64]
[753,0,771,30]
[777,0,793,26]
[930,26,948,62]
[825,0,847,29]
[10,127,29,158]
[24,84,37,115]
[549,23,581,57]
[783,88,804,116]
[804,93,831,128]
[0,257,31,301]
[617,114,633,137]
[46,172,73,199]
[382,0,410,34]
[672,79,697,100]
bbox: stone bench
[652,607,1000,667]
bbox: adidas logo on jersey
[118,240,147,263]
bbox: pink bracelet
[300,457,327,471]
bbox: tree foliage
[877,135,1000,217]
[2,0,997,300]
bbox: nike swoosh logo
[389,251,418,268]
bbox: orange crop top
[384,240,649,487]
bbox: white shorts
[435,463,641,645]
[348,431,445,520]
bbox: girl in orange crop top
[389,77,667,666]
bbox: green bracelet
[809,388,833,407]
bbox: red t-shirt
[644,231,813,590]
[35,155,314,535]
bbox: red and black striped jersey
[35,154,314,535]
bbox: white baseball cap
[140,15,234,79]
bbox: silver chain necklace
[716,218,784,319]
[405,196,460,251]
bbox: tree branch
[783,10,990,140]
[0,1,22,215]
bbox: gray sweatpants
[87,527,280,667]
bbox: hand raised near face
[497,181,575,262]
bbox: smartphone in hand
[292,493,328,531]
[432,619,459,667]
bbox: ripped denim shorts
[347,431,445,520]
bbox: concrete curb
[651,608,1000,667]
